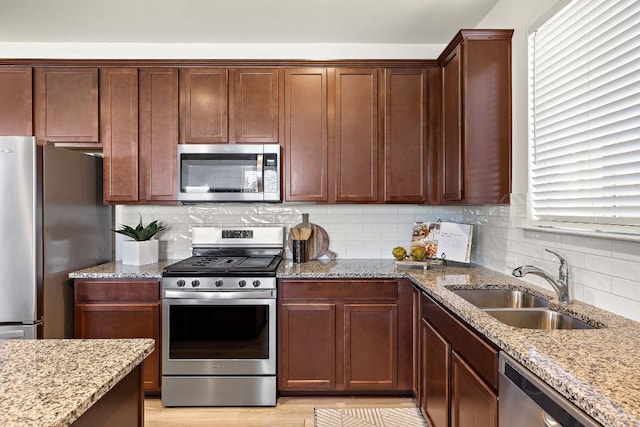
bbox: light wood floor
[145,396,418,427]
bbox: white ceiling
[0,0,499,44]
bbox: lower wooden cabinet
[451,351,498,427]
[278,279,412,393]
[74,279,161,393]
[420,316,450,427]
[279,302,337,390]
[419,290,498,427]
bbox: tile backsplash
[119,196,640,321]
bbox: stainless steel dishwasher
[499,353,601,427]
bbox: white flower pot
[122,239,159,265]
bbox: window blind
[529,0,640,229]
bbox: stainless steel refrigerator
[0,136,112,339]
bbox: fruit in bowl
[392,246,407,260]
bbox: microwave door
[177,144,280,202]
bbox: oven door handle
[163,289,276,299]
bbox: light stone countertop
[0,338,154,427]
[69,259,640,427]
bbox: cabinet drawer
[421,292,499,390]
[280,280,398,300]
[75,280,160,303]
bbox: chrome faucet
[512,249,571,304]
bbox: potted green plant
[113,215,168,265]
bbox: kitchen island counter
[0,338,154,427]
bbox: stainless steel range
[161,226,283,407]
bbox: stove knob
[177,279,186,287]
[252,280,261,288]
[191,280,200,288]
[238,280,247,288]
[215,280,223,287]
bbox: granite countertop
[0,338,154,427]
[69,259,640,427]
[68,260,180,279]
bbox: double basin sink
[448,288,596,330]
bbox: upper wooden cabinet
[285,66,433,204]
[232,68,280,143]
[441,46,463,202]
[101,68,139,203]
[139,68,179,202]
[331,68,379,202]
[438,30,513,205]
[180,68,228,143]
[383,68,428,203]
[0,66,32,136]
[180,68,279,144]
[34,68,99,144]
[102,68,179,204]
[284,68,328,202]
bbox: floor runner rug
[314,407,428,427]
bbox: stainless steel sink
[483,309,596,330]
[450,288,549,308]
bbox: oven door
[162,290,276,376]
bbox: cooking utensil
[287,217,336,260]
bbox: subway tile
[583,288,640,322]
[561,235,612,257]
[611,277,640,303]
[326,205,364,214]
[612,240,640,262]
[571,267,612,292]
[522,229,562,248]
[345,249,381,259]
[584,254,640,282]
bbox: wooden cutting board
[287,222,336,260]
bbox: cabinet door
[332,68,379,202]
[231,68,279,143]
[34,68,99,143]
[139,68,178,202]
[463,38,512,204]
[180,68,228,143]
[441,46,463,202]
[75,303,161,392]
[421,317,450,427]
[451,351,498,427]
[284,68,328,202]
[279,302,336,390]
[411,285,421,398]
[383,68,428,202]
[0,66,32,136]
[343,303,397,390]
[101,68,139,203]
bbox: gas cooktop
[162,254,282,277]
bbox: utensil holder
[292,239,308,263]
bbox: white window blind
[529,0,640,232]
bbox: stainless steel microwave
[177,144,281,202]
